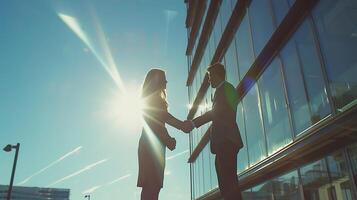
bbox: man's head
[207,62,225,88]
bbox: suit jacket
[193,81,243,154]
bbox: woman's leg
[141,187,150,200]
[141,186,161,200]
[151,187,161,200]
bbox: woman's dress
[137,98,171,189]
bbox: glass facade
[186,0,357,199]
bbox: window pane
[326,151,354,200]
[212,6,223,49]
[237,102,249,173]
[294,20,331,121]
[243,84,266,165]
[280,19,331,136]
[273,170,302,200]
[312,0,357,111]
[248,181,274,200]
[203,144,211,194]
[236,14,255,80]
[249,0,275,56]
[348,143,357,198]
[220,0,233,30]
[300,159,332,200]
[225,38,240,86]
[280,39,311,135]
[244,170,302,200]
[271,0,291,27]
[259,58,292,155]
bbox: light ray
[81,173,131,194]
[18,146,83,185]
[57,12,125,93]
[164,10,178,54]
[47,159,108,187]
[82,185,102,194]
[107,174,132,185]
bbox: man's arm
[192,110,213,128]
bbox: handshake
[181,120,195,133]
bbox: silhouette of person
[137,68,191,200]
[184,63,243,200]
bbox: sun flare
[117,90,145,122]
[105,85,146,132]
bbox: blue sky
[0,0,190,199]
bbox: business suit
[193,81,243,200]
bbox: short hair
[207,62,225,78]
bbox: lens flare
[57,12,125,93]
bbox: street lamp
[3,143,20,200]
[84,194,91,200]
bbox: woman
[137,68,187,200]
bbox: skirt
[137,131,166,188]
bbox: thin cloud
[107,174,131,185]
[82,173,131,194]
[47,159,108,187]
[166,150,189,161]
[18,146,83,185]
[82,185,102,194]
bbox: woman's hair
[141,68,168,109]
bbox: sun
[100,84,146,133]
[117,90,145,121]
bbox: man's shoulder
[223,81,236,91]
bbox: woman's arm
[145,118,176,150]
[165,112,185,130]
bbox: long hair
[141,68,168,109]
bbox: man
[184,62,243,200]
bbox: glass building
[0,185,70,200]
[184,0,357,199]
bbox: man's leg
[215,146,242,200]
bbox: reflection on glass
[225,38,240,86]
[348,143,357,199]
[193,159,199,198]
[259,58,292,155]
[312,0,357,111]
[280,39,311,135]
[220,0,233,30]
[244,170,302,200]
[246,181,274,200]
[280,19,331,136]
[249,0,275,56]
[202,144,210,195]
[212,6,223,49]
[300,159,332,200]
[326,151,354,200]
[244,84,266,166]
[294,19,330,121]
[273,170,302,200]
[236,14,255,79]
[271,0,291,26]
[237,103,249,173]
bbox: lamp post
[84,194,91,200]
[3,143,20,200]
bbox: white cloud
[18,146,83,185]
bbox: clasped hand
[181,120,194,133]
